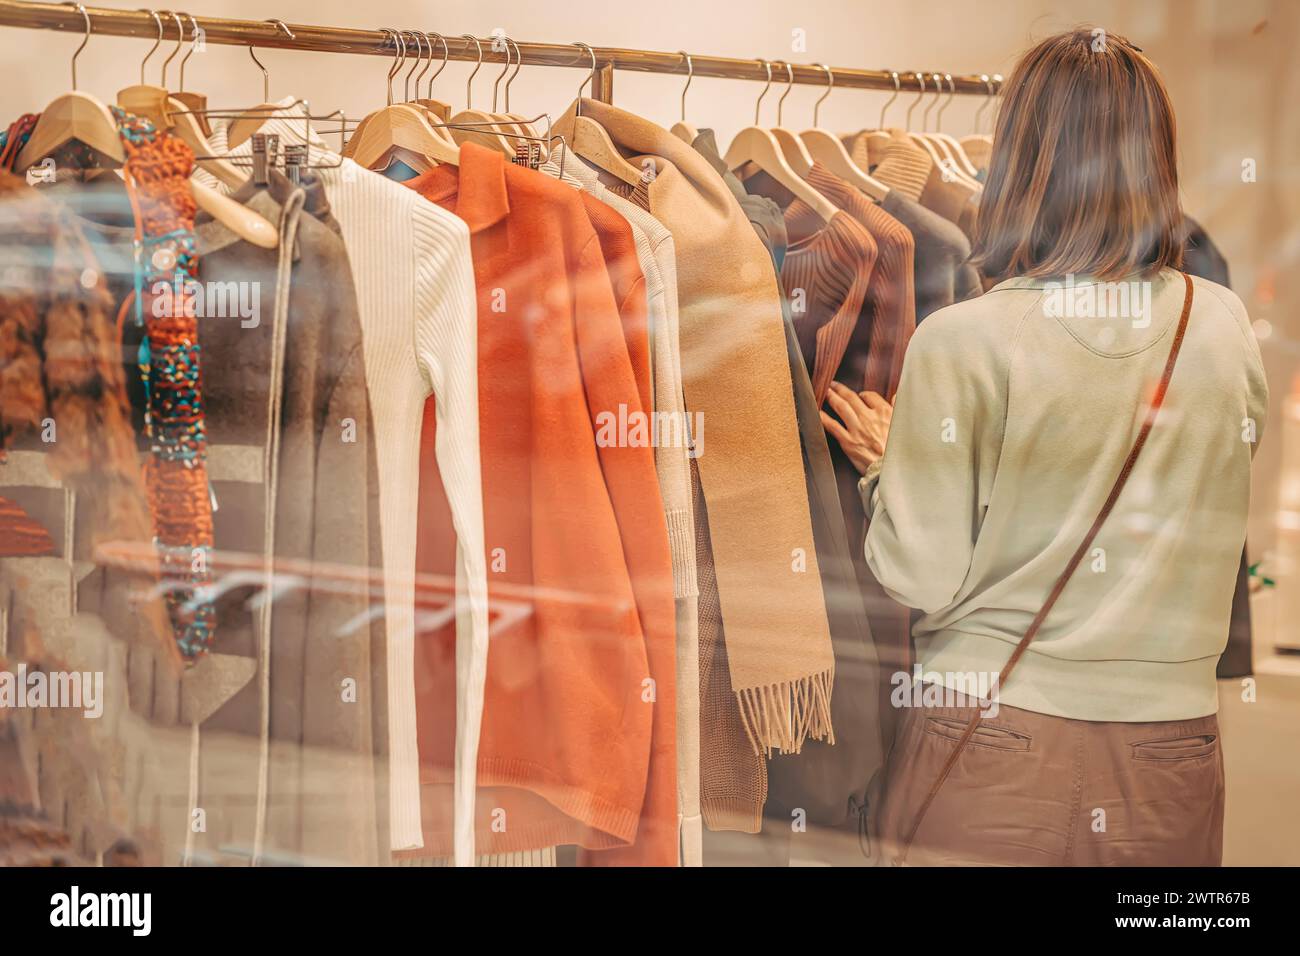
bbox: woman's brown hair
[969,27,1184,282]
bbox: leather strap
[896,271,1195,864]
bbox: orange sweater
[405,144,676,864]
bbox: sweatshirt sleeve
[410,204,489,869]
[861,313,1008,614]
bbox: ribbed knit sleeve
[408,199,487,868]
[286,149,485,864]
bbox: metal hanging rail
[0,0,1002,104]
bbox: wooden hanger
[799,65,889,200]
[14,7,275,250]
[225,21,298,149]
[15,91,125,173]
[348,103,460,171]
[115,15,253,193]
[557,44,645,186]
[669,52,699,144]
[724,61,836,223]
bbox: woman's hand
[821,382,893,476]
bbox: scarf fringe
[735,668,835,757]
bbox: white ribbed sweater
[195,106,487,865]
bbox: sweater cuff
[858,458,884,513]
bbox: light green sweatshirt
[860,269,1268,721]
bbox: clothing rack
[0,0,1003,104]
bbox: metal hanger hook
[677,51,693,123]
[411,31,435,100]
[249,20,294,103]
[754,59,772,125]
[879,70,899,129]
[812,63,832,127]
[776,60,794,126]
[492,33,514,112]
[179,12,199,92]
[378,28,405,107]
[137,9,162,86]
[904,71,925,129]
[462,35,483,110]
[921,73,941,132]
[573,41,596,117]
[160,11,184,87]
[505,38,522,112]
[426,32,449,99]
[934,73,956,132]
[62,2,90,90]
[403,31,426,102]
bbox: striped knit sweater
[193,104,488,866]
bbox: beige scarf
[555,102,835,758]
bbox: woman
[822,28,1267,866]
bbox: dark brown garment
[800,165,916,401]
[880,190,981,322]
[875,691,1224,866]
[691,135,889,832]
[1178,215,1254,679]
[762,258,886,833]
[779,200,876,406]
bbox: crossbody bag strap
[896,271,1195,864]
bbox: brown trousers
[874,691,1225,866]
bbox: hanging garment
[691,129,788,251]
[54,156,388,862]
[918,162,981,232]
[111,107,217,661]
[686,130,784,832]
[0,171,171,663]
[188,169,386,865]
[880,190,982,320]
[760,212,886,835]
[860,270,1267,722]
[542,151,703,865]
[1179,215,1255,680]
[198,104,489,864]
[763,190,878,407]
[0,163,178,866]
[570,187,679,867]
[803,164,917,401]
[404,142,674,863]
[555,101,835,763]
[691,131,884,833]
[862,129,933,202]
